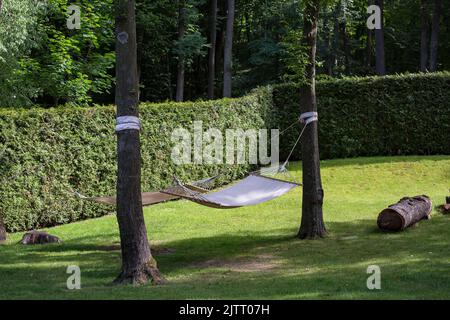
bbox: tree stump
[20,231,61,245]
[377,195,432,231]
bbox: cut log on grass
[377,195,432,231]
[20,231,61,245]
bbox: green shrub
[273,72,450,159]
[1,73,449,232]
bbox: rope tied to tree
[281,111,318,168]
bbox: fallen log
[377,195,432,231]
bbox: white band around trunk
[115,116,141,132]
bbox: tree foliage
[0,0,449,105]
[0,0,115,107]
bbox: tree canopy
[0,0,448,106]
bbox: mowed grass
[0,156,449,300]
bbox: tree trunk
[330,3,340,76]
[420,0,430,72]
[223,0,235,98]
[429,0,442,72]
[114,0,164,285]
[366,28,373,71]
[322,11,332,76]
[298,0,326,240]
[208,0,218,99]
[374,0,386,75]
[176,0,187,102]
[377,195,432,231]
[337,0,351,75]
[341,20,351,75]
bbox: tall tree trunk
[429,0,442,72]
[341,21,351,75]
[0,214,6,242]
[223,0,235,98]
[338,0,351,74]
[374,0,386,75]
[208,0,218,99]
[114,0,164,285]
[298,0,326,240]
[366,28,373,71]
[330,3,340,76]
[323,11,333,76]
[176,0,187,102]
[420,0,430,72]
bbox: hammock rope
[72,112,318,209]
[164,112,318,208]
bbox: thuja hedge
[1,72,449,231]
[273,72,450,159]
[0,88,272,232]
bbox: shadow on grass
[0,214,448,299]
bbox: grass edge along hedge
[1,72,449,232]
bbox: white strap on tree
[299,112,318,125]
[115,116,141,132]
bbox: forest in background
[0,0,449,107]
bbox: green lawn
[1,156,449,300]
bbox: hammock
[156,112,319,209]
[73,112,317,209]
[161,174,299,209]
[72,183,209,206]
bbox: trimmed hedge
[0,88,272,232]
[1,72,449,231]
[273,72,450,159]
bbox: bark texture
[223,0,235,98]
[114,0,165,285]
[374,0,386,75]
[429,0,442,72]
[176,0,187,102]
[377,195,432,231]
[366,28,372,70]
[208,0,218,99]
[340,2,351,75]
[420,0,430,72]
[298,0,326,240]
[0,214,6,242]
